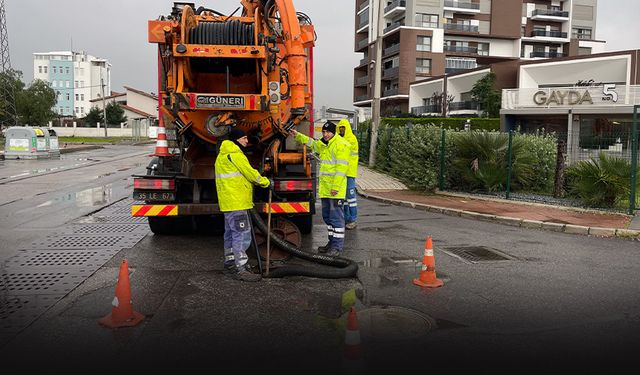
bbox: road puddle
[36,184,114,208]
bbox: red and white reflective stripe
[157,127,166,135]
[156,140,168,147]
[424,249,434,257]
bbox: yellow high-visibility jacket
[295,132,350,199]
[338,119,359,178]
[215,140,269,212]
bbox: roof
[121,104,154,118]
[89,92,126,103]
[123,86,158,100]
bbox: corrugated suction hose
[249,209,358,279]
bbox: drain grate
[26,234,144,250]
[6,249,119,268]
[67,223,149,234]
[442,246,513,263]
[1,271,83,295]
[99,205,135,216]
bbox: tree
[84,106,103,126]
[471,72,502,118]
[105,101,127,126]
[16,79,57,126]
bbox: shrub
[566,152,638,208]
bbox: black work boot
[231,266,262,282]
[317,242,331,253]
[326,248,341,257]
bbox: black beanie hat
[228,128,247,141]
[322,121,337,134]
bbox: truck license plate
[134,191,175,201]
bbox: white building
[89,86,158,128]
[33,51,112,118]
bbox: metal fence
[356,113,639,214]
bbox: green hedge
[381,117,500,131]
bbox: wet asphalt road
[1,145,640,372]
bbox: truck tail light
[275,180,313,192]
[134,178,175,190]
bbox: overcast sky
[5,0,640,111]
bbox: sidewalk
[356,165,640,240]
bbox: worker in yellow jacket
[215,128,270,282]
[337,119,359,229]
[290,121,351,257]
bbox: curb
[357,188,640,241]
[60,145,104,154]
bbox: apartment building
[353,0,602,114]
[33,51,112,118]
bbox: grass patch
[59,136,136,144]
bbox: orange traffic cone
[98,259,145,328]
[153,121,172,157]
[341,307,364,373]
[413,236,444,288]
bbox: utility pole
[101,76,108,137]
[0,0,17,127]
[368,0,384,167]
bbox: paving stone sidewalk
[356,165,639,240]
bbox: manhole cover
[442,246,513,263]
[75,215,149,224]
[354,306,436,341]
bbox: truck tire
[148,216,193,235]
[291,214,313,234]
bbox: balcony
[358,17,369,32]
[383,44,400,57]
[449,101,479,111]
[358,0,370,12]
[356,38,369,51]
[412,105,442,116]
[530,51,566,58]
[530,30,568,39]
[443,23,479,33]
[444,0,481,14]
[384,0,406,18]
[383,88,399,97]
[444,45,488,56]
[531,9,569,21]
[383,21,404,35]
[355,94,370,103]
[357,57,368,67]
[355,76,370,86]
[382,66,399,79]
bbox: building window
[38,66,42,73]
[65,67,70,74]
[80,107,85,115]
[75,94,79,101]
[66,81,70,88]
[80,68,85,75]
[52,66,57,74]
[66,93,70,101]
[80,80,85,87]
[416,58,431,75]
[80,94,85,101]
[75,107,79,114]
[43,66,48,74]
[417,36,432,52]
[415,13,438,28]
[52,81,57,88]
[477,42,490,56]
[75,80,79,88]
[383,56,399,69]
[74,67,79,75]
[572,27,592,39]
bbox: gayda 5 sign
[533,84,619,106]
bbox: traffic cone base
[98,310,145,328]
[413,236,444,288]
[342,307,364,371]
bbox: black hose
[249,209,359,279]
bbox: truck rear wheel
[148,216,193,235]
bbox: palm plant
[451,131,535,192]
[566,152,638,208]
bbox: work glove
[268,178,275,190]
